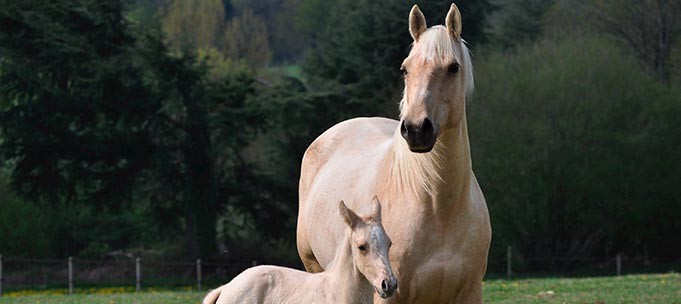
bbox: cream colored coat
[205,200,396,304]
[296,4,491,304]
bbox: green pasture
[1,273,678,303]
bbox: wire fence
[486,246,680,279]
[0,248,679,296]
[0,254,254,296]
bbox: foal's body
[297,4,491,303]
[203,241,372,304]
[205,200,396,304]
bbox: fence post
[68,257,74,295]
[136,257,141,292]
[0,254,3,297]
[196,258,202,291]
[506,245,512,279]
[616,253,622,276]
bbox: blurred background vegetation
[0,0,679,273]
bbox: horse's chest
[384,214,472,303]
[390,245,469,303]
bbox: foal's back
[206,266,321,304]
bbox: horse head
[399,4,474,153]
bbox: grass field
[0,273,678,303]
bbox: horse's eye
[400,66,407,77]
[448,63,460,75]
[358,245,367,252]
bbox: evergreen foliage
[0,0,269,258]
[0,0,679,269]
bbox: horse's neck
[438,115,473,203]
[387,115,472,212]
[325,232,374,304]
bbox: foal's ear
[445,3,462,40]
[409,4,427,41]
[371,196,382,222]
[339,200,361,228]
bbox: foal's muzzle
[400,118,437,153]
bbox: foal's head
[338,197,397,298]
[399,3,474,152]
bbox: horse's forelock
[407,26,474,98]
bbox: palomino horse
[296,3,491,303]
[204,198,397,304]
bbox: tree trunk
[181,85,217,258]
[183,127,217,258]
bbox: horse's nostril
[422,118,433,134]
[381,279,389,291]
[400,120,409,139]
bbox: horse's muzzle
[401,119,437,153]
[377,277,398,298]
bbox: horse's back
[297,117,397,271]
[299,117,397,201]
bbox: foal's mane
[325,229,354,272]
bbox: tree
[0,0,161,208]
[469,34,681,269]
[589,0,681,83]
[302,0,492,119]
[0,0,269,258]
[161,0,226,51]
[0,171,54,257]
[485,0,554,49]
[222,9,272,68]
[230,0,304,62]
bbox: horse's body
[205,200,397,304]
[297,4,491,303]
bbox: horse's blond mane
[388,137,446,199]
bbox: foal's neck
[325,233,374,304]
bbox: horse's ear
[371,196,382,222]
[409,4,427,41]
[339,200,361,228]
[445,3,462,40]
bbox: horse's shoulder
[324,117,397,137]
[341,116,398,133]
[304,117,396,163]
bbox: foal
[203,198,397,304]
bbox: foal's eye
[358,244,367,252]
[400,66,407,77]
[448,63,460,75]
